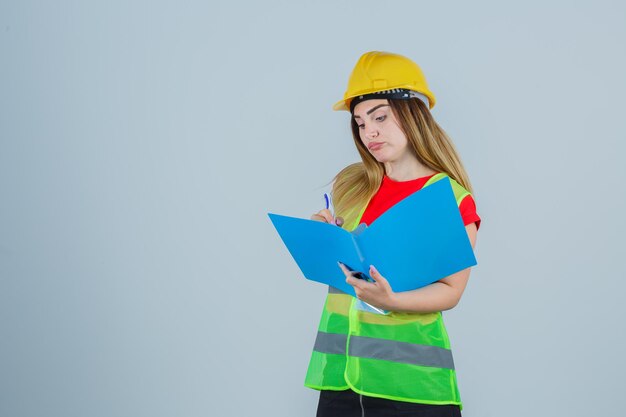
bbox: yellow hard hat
[333,51,436,112]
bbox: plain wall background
[1,1,625,416]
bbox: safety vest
[304,172,472,407]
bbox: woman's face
[353,99,410,163]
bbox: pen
[324,192,333,214]
[324,193,344,227]
[324,192,336,226]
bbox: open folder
[268,177,477,298]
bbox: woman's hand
[338,262,396,310]
[311,209,344,227]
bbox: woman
[307,51,481,417]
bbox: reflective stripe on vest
[313,331,455,370]
[313,331,347,355]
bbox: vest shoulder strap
[424,173,471,206]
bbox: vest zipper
[359,393,365,417]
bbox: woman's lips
[368,142,384,150]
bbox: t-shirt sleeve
[458,194,481,231]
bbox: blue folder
[268,177,477,298]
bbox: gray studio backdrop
[1,1,625,416]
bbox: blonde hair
[331,98,474,229]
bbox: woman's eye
[357,123,365,129]
[375,115,387,122]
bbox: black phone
[342,263,374,283]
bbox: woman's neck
[384,158,436,182]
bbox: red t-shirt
[359,173,481,230]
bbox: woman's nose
[365,124,379,139]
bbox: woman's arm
[343,222,478,313]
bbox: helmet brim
[332,99,349,112]
[333,91,435,112]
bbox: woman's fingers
[319,209,333,223]
[338,263,359,282]
[337,261,350,276]
[339,263,393,309]
[339,262,371,292]
[310,210,344,227]
[310,209,334,223]
[368,265,387,285]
